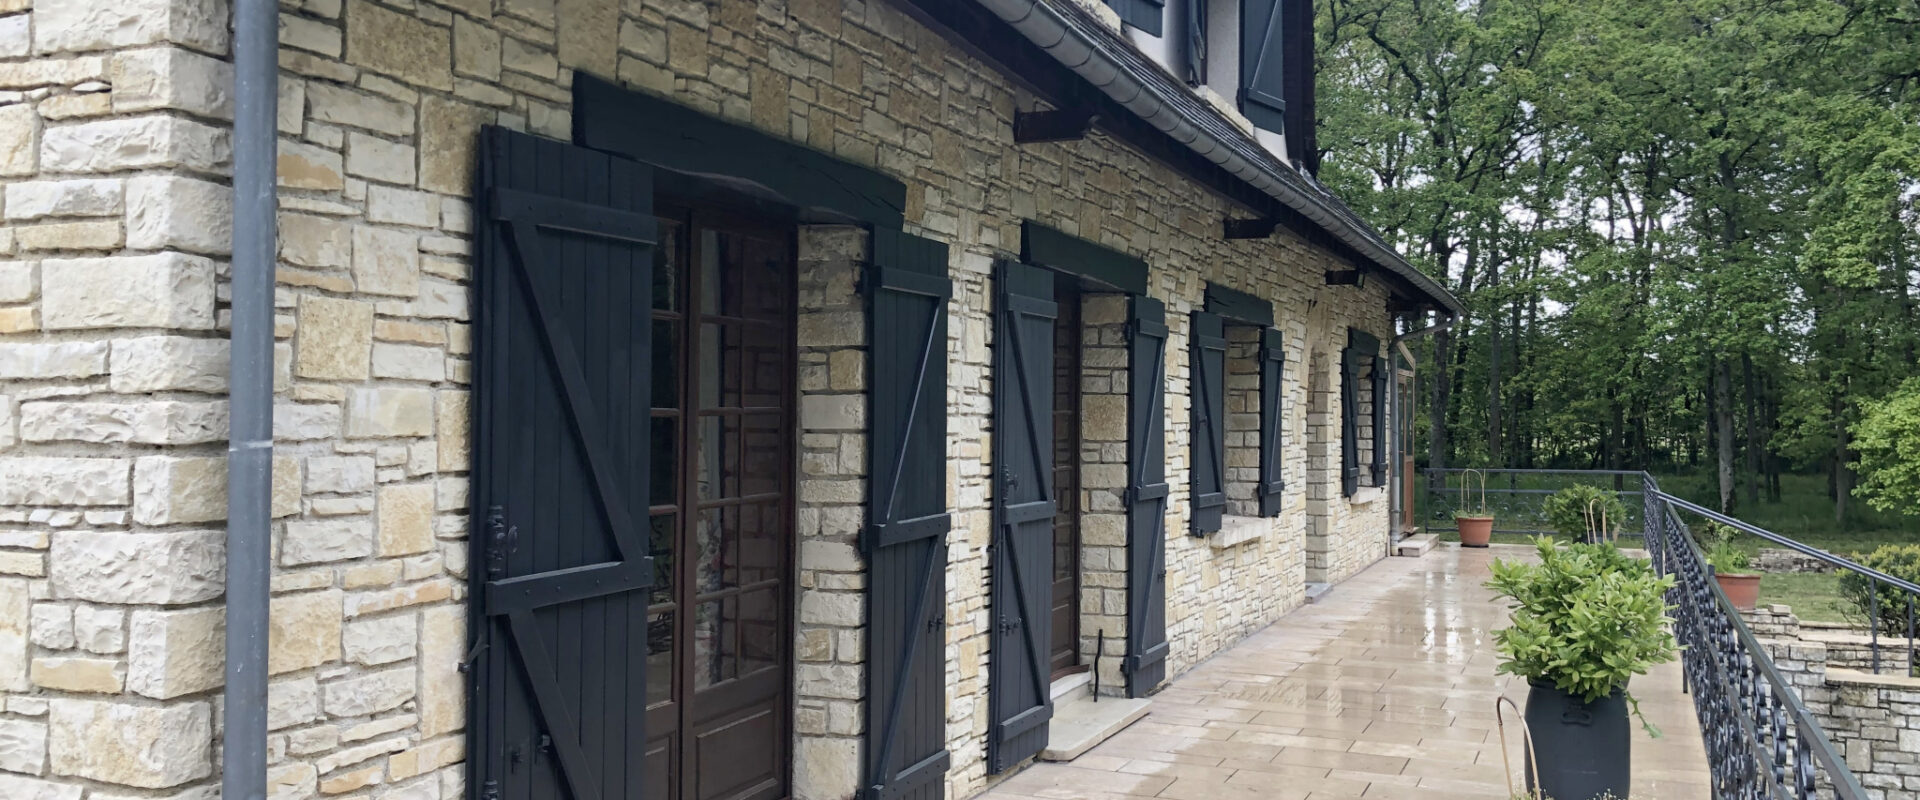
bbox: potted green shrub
[1694,521,1760,611]
[1456,468,1494,547]
[1488,537,1677,800]
[1541,484,1627,544]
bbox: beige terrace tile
[981,546,1709,800]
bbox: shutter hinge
[482,780,501,800]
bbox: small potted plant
[1488,537,1678,800]
[1708,539,1761,611]
[1541,484,1627,544]
[1456,468,1494,547]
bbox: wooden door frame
[652,202,801,800]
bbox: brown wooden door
[644,211,794,800]
[1049,278,1082,678]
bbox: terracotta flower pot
[1457,515,1493,547]
[1716,572,1761,611]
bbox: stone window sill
[1349,487,1385,507]
[1210,515,1271,549]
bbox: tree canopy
[1316,0,1920,517]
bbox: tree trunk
[1714,358,1736,515]
[1742,353,1760,506]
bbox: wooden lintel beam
[1013,108,1097,144]
[1222,218,1279,240]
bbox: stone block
[389,736,464,781]
[133,455,225,524]
[347,0,452,90]
[278,138,344,191]
[353,225,421,297]
[15,219,124,251]
[343,612,415,665]
[372,342,446,381]
[125,606,223,699]
[34,0,229,54]
[31,603,74,650]
[295,294,374,379]
[72,604,125,654]
[436,390,470,471]
[5,178,124,220]
[0,341,108,379]
[322,665,416,717]
[0,717,47,774]
[41,253,216,330]
[111,46,235,118]
[49,530,223,605]
[125,174,232,255]
[279,212,352,269]
[40,116,228,173]
[801,394,863,431]
[307,81,414,136]
[347,131,418,185]
[110,335,228,392]
[0,262,32,302]
[20,400,226,445]
[48,698,212,788]
[307,455,376,494]
[367,185,439,228]
[270,675,321,730]
[345,386,434,437]
[280,11,341,56]
[0,103,37,176]
[282,518,374,565]
[0,457,129,506]
[269,590,342,674]
[0,579,25,691]
[0,775,82,800]
[379,482,436,556]
[31,656,125,693]
[419,605,464,736]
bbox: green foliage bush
[1706,540,1752,575]
[1487,538,1678,732]
[1837,544,1920,634]
[1540,484,1628,541]
[1853,379,1920,515]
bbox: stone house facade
[0,1,1458,800]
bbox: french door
[643,209,795,800]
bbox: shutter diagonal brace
[1242,0,1288,112]
[506,612,605,800]
[866,289,948,798]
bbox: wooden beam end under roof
[1013,108,1098,144]
[1222,217,1280,240]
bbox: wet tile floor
[984,544,1711,800]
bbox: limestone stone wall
[0,0,1403,798]
[1757,606,1920,797]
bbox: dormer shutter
[1185,0,1207,85]
[1112,0,1165,36]
[1239,0,1286,133]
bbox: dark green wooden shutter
[1124,297,1170,697]
[1341,329,1380,497]
[1371,352,1389,487]
[472,126,658,800]
[1189,312,1226,535]
[1257,328,1285,517]
[989,260,1057,773]
[1111,0,1165,36]
[1239,0,1286,133]
[864,230,952,800]
[1185,0,1207,85]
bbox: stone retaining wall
[1756,548,1835,574]
[1752,605,1920,797]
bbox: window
[1194,287,1287,530]
[1341,328,1388,496]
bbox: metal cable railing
[1420,468,1648,537]
[1642,473,1869,799]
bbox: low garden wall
[1746,605,1920,796]
[1755,548,1837,574]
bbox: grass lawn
[1752,572,1854,623]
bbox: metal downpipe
[226,1,277,799]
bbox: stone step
[1305,582,1333,604]
[1394,533,1437,558]
[1038,692,1152,762]
[1050,670,1092,702]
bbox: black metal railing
[1642,474,1870,799]
[1420,468,1647,537]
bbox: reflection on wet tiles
[979,545,1710,800]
